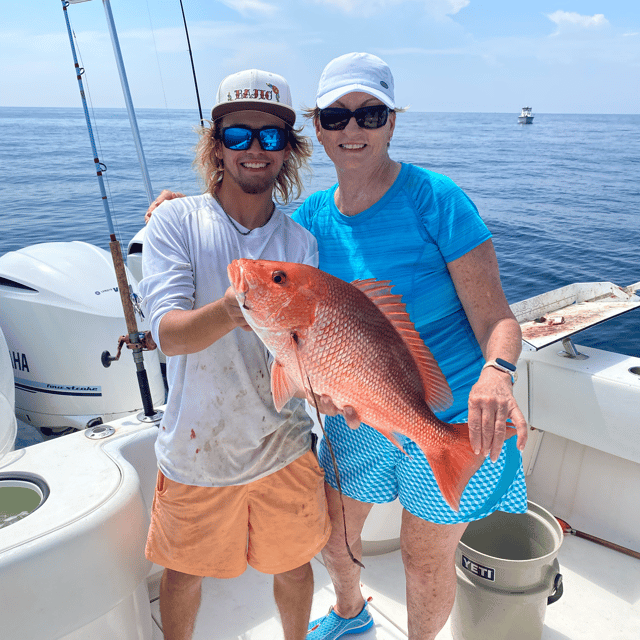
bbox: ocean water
[1,107,639,356]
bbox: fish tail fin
[425,422,485,512]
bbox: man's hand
[223,286,251,331]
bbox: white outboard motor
[0,325,17,455]
[126,226,146,285]
[0,241,165,433]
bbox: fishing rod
[555,516,640,561]
[178,0,205,126]
[61,0,161,423]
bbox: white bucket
[452,501,564,640]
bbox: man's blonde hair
[193,119,312,204]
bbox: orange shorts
[145,450,331,578]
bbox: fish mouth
[227,260,253,310]
[227,261,246,295]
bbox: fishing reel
[101,331,157,368]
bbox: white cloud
[378,46,467,56]
[547,11,609,35]
[446,0,470,13]
[218,0,279,18]
[313,0,468,17]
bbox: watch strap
[482,358,518,384]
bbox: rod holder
[558,337,588,360]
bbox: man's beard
[236,171,280,195]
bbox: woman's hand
[299,392,361,430]
[468,366,527,462]
[145,189,186,224]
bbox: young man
[139,69,330,640]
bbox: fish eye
[272,270,287,285]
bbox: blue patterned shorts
[318,415,528,524]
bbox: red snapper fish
[227,259,495,511]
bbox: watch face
[495,357,516,372]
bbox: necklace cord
[212,191,275,236]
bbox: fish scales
[308,276,425,426]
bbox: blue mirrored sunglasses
[221,126,289,151]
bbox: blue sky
[2,0,638,113]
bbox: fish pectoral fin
[377,428,408,455]
[271,360,302,412]
[425,422,485,512]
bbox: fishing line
[142,1,175,114]
[305,380,365,570]
[143,0,199,191]
[289,333,365,569]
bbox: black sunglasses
[319,104,390,131]
[221,126,289,151]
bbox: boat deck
[13,421,640,640]
[148,531,640,639]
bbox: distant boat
[518,106,534,124]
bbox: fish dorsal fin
[351,278,453,412]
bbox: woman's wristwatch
[481,358,518,384]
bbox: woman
[293,52,528,640]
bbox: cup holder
[0,473,49,530]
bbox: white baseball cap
[211,69,296,126]
[316,52,395,110]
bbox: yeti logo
[461,555,495,581]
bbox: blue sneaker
[307,600,373,639]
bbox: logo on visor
[227,85,278,102]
